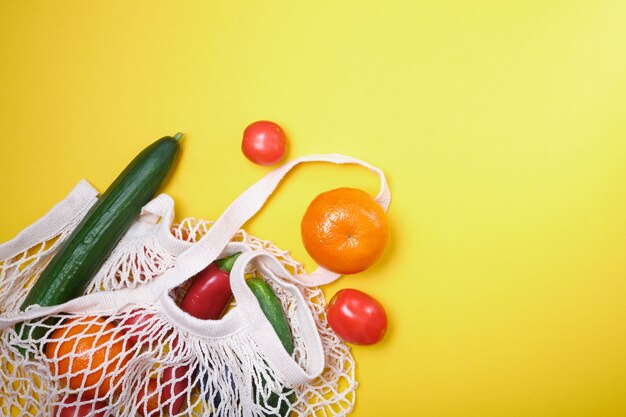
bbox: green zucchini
[247,277,295,417]
[18,133,182,343]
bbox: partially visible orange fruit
[45,316,131,400]
[301,187,389,274]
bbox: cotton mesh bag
[0,154,390,417]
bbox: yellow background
[2,1,626,416]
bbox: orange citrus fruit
[45,316,131,399]
[301,187,389,274]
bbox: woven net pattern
[0,216,356,417]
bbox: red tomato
[242,120,287,166]
[136,366,188,417]
[162,366,188,414]
[54,395,107,417]
[136,378,160,417]
[326,289,388,345]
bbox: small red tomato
[242,120,287,166]
[136,366,188,417]
[327,289,388,345]
[136,378,160,417]
[54,395,107,417]
[161,365,188,414]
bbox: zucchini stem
[173,132,184,141]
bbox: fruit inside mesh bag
[44,316,132,400]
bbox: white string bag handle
[0,192,188,327]
[232,251,326,386]
[0,180,98,261]
[150,153,391,296]
[159,247,326,387]
[0,154,390,326]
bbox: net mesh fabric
[0,217,356,417]
[0,213,85,316]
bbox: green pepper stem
[215,252,242,273]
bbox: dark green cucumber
[247,277,294,355]
[247,277,295,417]
[18,133,182,343]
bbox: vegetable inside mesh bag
[0,154,390,417]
